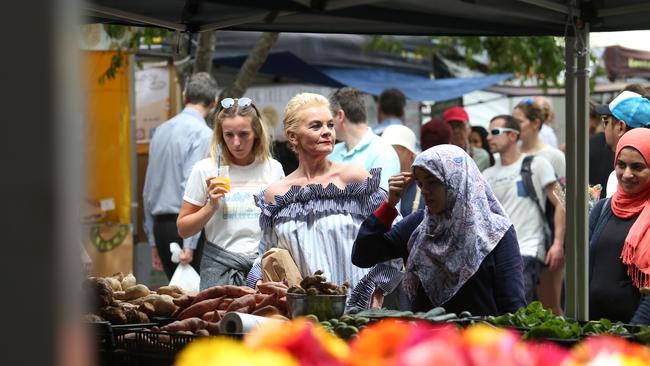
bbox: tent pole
[564,22,590,321]
[564,34,578,319]
[574,22,590,321]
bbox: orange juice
[211,176,231,193]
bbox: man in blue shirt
[373,88,406,136]
[328,87,400,190]
[142,72,218,280]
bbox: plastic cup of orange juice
[212,165,231,193]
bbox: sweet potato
[205,321,221,335]
[216,298,233,310]
[257,283,288,297]
[202,311,215,321]
[252,305,280,317]
[177,296,224,320]
[225,294,257,313]
[195,329,210,337]
[276,296,288,311]
[191,286,227,305]
[211,310,222,322]
[161,317,206,333]
[173,294,195,308]
[223,285,256,298]
[254,293,278,311]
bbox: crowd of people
[142,72,650,324]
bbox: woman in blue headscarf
[352,144,525,316]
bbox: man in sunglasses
[483,114,566,305]
[143,72,218,280]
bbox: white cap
[381,124,417,154]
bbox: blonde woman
[247,93,401,309]
[177,97,284,289]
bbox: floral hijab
[403,144,512,305]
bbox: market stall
[86,271,650,366]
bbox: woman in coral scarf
[589,128,650,324]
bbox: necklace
[90,224,130,252]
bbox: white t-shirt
[529,145,565,181]
[183,157,285,256]
[539,124,559,149]
[483,155,557,261]
[606,170,617,198]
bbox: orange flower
[347,319,414,366]
[571,335,650,364]
[246,318,349,366]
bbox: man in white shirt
[328,87,400,190]
[142,72,218,280]
[483,114,566,304]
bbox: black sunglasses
[220,97,252,109]
[601,115,610,127]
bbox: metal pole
[574,22,590,321]
[564,34,578,318]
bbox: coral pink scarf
[611,128,650,289]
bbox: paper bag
[261,248,303,287]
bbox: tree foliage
[98,25,172,84]
[369,35,568,90]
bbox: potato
[153,296,178,316]
[121,273,136,290]
[104,277,122,292]
[157,285,184,298]
[113,284,150,301]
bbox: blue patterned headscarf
[403,144,512,305]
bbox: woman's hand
[151,247,164,272]
[545,241,565,270]
[205,177,229,207]
[179,248,194,264]
[387,172,414,207]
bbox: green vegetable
[428,313,458,322]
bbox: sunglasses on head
[490,127,520,136]
[517,97,535,107]
[220,97,252,109]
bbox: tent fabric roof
[213,51,511,102]
[85,1,650,36]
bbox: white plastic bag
[168,242,200,292]
[169,263,200,292]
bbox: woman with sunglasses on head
[351,144,525,316]
[513,98,567,316]
[177,97,285,290]
[589,128,650,325]
[246,93,400,307]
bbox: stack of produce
[287,270,350,295]
[83,272,182,324]
[138,283,291,337]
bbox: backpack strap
[520,155,546,218]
